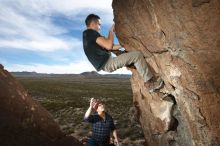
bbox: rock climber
[82,14,164,93]
[84,98,119,146]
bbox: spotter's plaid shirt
[84,112,116,144]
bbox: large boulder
[0,65,83,146]
[112,0,220,145]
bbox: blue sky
[0,0,130,74]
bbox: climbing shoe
[144,76,164,93]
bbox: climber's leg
[103,51,153,81]
[102,51,164,93]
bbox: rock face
[112,0,220,146]
[0,65,83,146]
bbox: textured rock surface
[113,0,220,146]
[0,65,83,146]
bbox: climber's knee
[133,51,144,58]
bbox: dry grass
[17,75,145,146]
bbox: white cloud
[5,62,93,74]
[0,38,81,52]
[0,3,73,52]
[36,0,113,14]
[4,62,131,75]
[100,68,131,75]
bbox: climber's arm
[96,24,115,50]
[112,44,122,50]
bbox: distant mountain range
[10,71,131,78]
[80,71,100,76]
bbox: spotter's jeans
[87,138,115,146]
